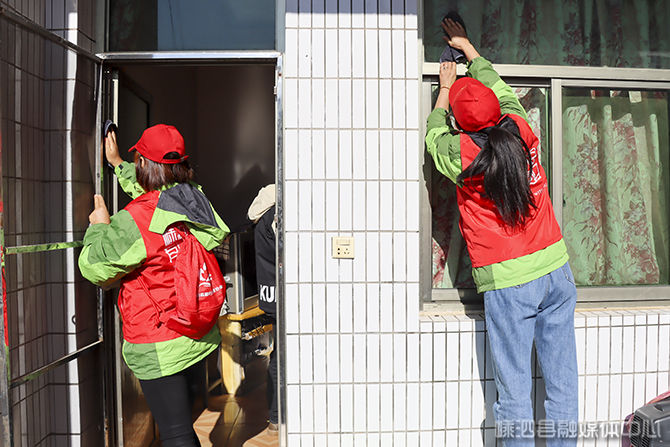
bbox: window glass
[109,0,275,51]
[423,0,670,69]
[430,84,550,288]
[562,88,670,285]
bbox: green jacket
[79,161,229,379]
[426,57,568,292]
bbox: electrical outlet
[332,236,355,259]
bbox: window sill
[426,285,670,312]
[422,62,670,83]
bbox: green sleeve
[115,161,146,200]
[425,108,463,184]
[78,209,147,288]
[467,57,529,121]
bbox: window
[561,88,670,286]
[108,0,276,51]
[423,78,670,301]
[421,0,670,300]
[422,0,670,69]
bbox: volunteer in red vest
[79,125,229,447]
[426,19,578,446]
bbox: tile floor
[195,384,271,447]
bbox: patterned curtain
[424,0,670,69]
[562,90,670,285]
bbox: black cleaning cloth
[439,11,468,64]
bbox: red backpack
[146,223,226,339]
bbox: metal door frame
[96,50,287,447]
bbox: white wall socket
[332,236,355,259]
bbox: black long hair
[456,125,537,228]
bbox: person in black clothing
[244,184,278,447]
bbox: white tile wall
[285,307,670,442]
[282,3,670,446]
[313,385,327,432]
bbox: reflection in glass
[430,85,549,288]
[562,88,670,285]
[109,0,275,51]
[423,0,670,69]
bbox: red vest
[457,114,563,268]
[118,191,184,344]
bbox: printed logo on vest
[163,226,185,263]
[163,226,184,246]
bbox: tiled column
[283,0,421,445]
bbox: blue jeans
[484,262,579,447]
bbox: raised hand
[89,194,111,225]
[439,61,457,89]
[441,18,480,62]
[105,130,123,168]
[441,18,470,50]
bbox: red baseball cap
[449,77,501,132]
[129,124,189,164]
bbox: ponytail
[456,126,537,228]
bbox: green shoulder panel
[426,106,452,133]
[78,210,147,288]
[210,205,231,246]
[150,207,229,250]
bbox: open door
[0,25,108,447]
[98,54,282,446]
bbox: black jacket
[254,205,276,315]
